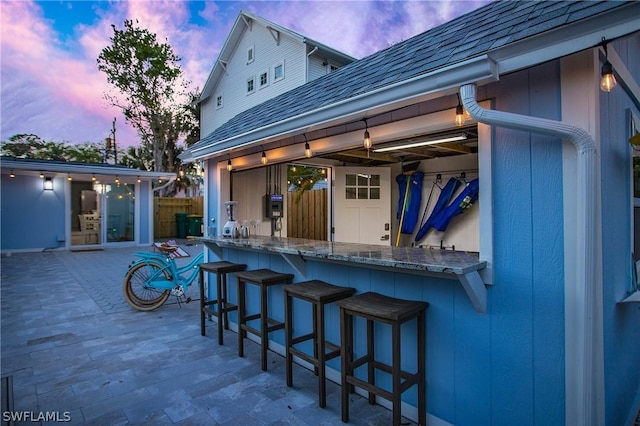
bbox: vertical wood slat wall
[287,189,327,240]
[154,197,204,238]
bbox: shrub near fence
[154,197,204,238]
[287,189,327,240]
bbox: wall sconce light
[9,170,15,178]
[304,134,312,158]
[43,177,53,191]
[226,156,233,172]
[455,94,465,127]
[363,118,372,150]
[600,40,617,92]
[261,149,268,165]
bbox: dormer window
[247,46,255,64]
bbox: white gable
[200,11,355,137]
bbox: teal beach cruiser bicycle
[123,244,204,311]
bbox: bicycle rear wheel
[123,261,171,311]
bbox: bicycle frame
[128,251,204,291]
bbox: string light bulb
[67,174,72,181]
[304,135,312,158]
[600,40,617,92]
[363,119,372,150]
[9,170,15,178]
[261,149,268,165]
[455,94,465,127]
[226,157,233,172]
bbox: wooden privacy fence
[154,197,204,239]
[287,189,327,240]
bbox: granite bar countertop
[199,235,486,276]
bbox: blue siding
[1,174,65,251]
[487,63,566,426]
[600,35,640,426]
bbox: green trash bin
[175,212,188,238]
[186,215,203,236]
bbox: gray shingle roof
[190,0,632,154]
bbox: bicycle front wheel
[123,261,171,311]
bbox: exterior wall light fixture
[43,177,53,191]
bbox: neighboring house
[199,10,355,137]
[182,1,640,425]
[0,157,174,252]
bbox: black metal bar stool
[198,261,247,345]
[235,269,294,371]
[283,280,355,408]
[338,292,429,426]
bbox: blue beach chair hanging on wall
[414,177,479,244]
[396,170,424,234]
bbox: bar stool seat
[236,269,294,371]
[338,292,429,426]
[283,280,355,408]
[198,261,247,345]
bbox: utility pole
[104,117,117,164]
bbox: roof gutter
[182,55,498,162]
[460,84,602,426]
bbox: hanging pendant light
[261,149,268,165]
[455,93,465,127]
[227,156,233,172]
[363,119,372,149]
[304,134,312,158]
[600,40,617,92]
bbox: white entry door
[333,167,391,245]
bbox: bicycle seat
[157,244,178,253]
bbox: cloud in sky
[0,0,491,148]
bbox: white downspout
[460,84,602,426]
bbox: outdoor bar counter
[199,235,489,422]
[200,235,488,313]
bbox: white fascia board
[492,3,640,76]
[189,55,498,161]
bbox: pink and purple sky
[0,0,491,148]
